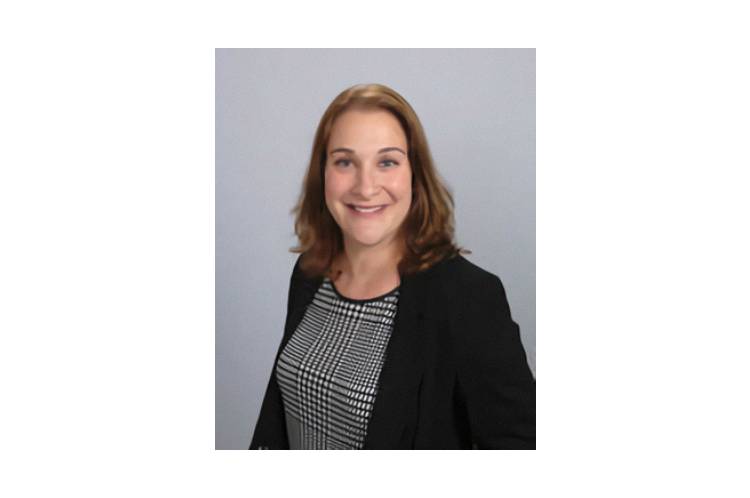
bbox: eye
[334,159,352,167]
[380,159,398,167]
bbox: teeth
[353,205,383,213]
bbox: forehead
[328,108,407,150]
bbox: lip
[347,204,388,217]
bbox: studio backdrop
[215,48,535,450]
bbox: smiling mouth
[347,204,387,214]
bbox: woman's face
[324,107,412,254]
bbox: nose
[351,163,380,198]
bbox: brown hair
[289,83,471,280]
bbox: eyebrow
[329,147,407,156]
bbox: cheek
[324,170,343,199]
[393,170,412,199]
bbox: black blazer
[250,254,535,449]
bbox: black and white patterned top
[275,276,400,449]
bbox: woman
[250,83,535,450]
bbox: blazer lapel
[281,271,322,350]
[363,270,431,449]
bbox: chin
[339,227,387,244]
[349,236,388,247]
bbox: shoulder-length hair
[290,83,471,280]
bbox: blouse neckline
[325,277,400,304]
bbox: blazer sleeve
[248,260,300,450]
[453,274,536,449]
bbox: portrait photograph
[8,0,746,494]
[215,48,536,450]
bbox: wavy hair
[289,83,471,280]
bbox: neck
[334,238,404,283]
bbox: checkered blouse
[275,276,400,449]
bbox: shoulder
[289,253,321,286]
[427,254,506,297]
[284,254,323,311]
[408,255,512,324]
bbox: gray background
[216,48,535,450]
